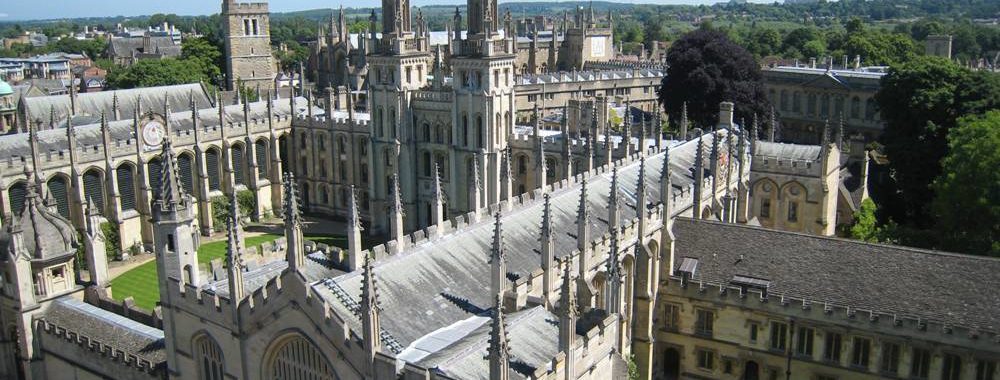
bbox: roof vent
[731,274,770,298]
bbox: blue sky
[3,0,768,21]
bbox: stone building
[222,0,277,91]
[762,62,886,148]
[106,35,181,67]
[0,1,997,379]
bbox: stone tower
[450,0,516,214]
[366,0,432,235]
[222,0,276,91]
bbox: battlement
[751,156,823,177]
[36,319,165,376]
[223,0,269,14]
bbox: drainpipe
[786,319,795,380]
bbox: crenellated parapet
[35,319,165,377]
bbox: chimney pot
[719,102,734,127]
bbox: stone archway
[743,360,760,380]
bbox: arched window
[193,334,224,380]
[206,149,221,192]
[792,92,802,113]
[376,108,384,137]
[546,157,557,180]
[462,114,469,147]
[834,96,844,117]
[851,97,861,119]
[232,145,246,186]
[423,123,431,142]
[178,154,196,195]
[389,108,397,139]
[517,155,528,175]
[263,334,337,380]
[807,94,817,116]
[780,90,789,111]
[820,94,830,117]
[337,135,346,152]
[7,182,27,215]
[256,141,269,180]
[83,169,105,215]
[436,153,448,180]
[117,164,137,212]
[148,157,163,200]
[46,176,70,218]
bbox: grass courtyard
[110,234,348,310]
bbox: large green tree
[181,37,224,85]
[657,28,770,129]
[106,58,208,89]
[873,57,1000,227]
[931,111,1000,257]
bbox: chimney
[854,55,861,70]
[810,57,817,69]
[718,102,734,128]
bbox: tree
[181,37,223,85]
[931,111,1000,257]
[849,199,895,243]
[106,58,208,89]
[874,57,1000,227]
[657,28,770,129]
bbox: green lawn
[111,234,345,310]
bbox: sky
[2,0,772,22]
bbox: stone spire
[431,163,445,235]
[155,137,186,211]
[470,157,483,221]
[768,106,777,142]
[500,147,513,210]
[360,252,382,375]
[636,155,648,235]
[751,113,759,155]
[540,193,555,310]
[722,129,736,223]
[489,212,508,299]
[608,165,621,230]
[622,100,632,158]
[604,219,622,316]
[283,173,306,272]
[225,194,247,302]
[836,111,845,149]
[660,146,677,276]
[111,92,120,120]
[575,178,596,309]
[558,257,578,380]
[693,136,705,219]
[534,104,547,193]
[710,130,721,202]
[561,102,572,179]
[660,146,673,217]
[488,293,510,380]
[679,102,689,141]
[347,185,364,270]
[654,105,663,152]
[389,173,405,246]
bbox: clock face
[142,121,165,148]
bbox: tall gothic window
[148,157,163,200]
[83,169,105,215]
[7,182,26,215]
[256,140,269,180]
[117,164,137,212]
[264,335,337,380]
[232,145,246,186]
[206,149,221,192]
[177,153,195,195]
[46,176,70,218]
[194,334,225,380]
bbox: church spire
[636,155,648,235]
[608,165,620,230]
[389,173,405,246]
[470,156,483,221]
[226,194,246,302]
[360,251,382,375]
[558,256,578,380]
[489,212,507,299]
[679,102,689,141]
[155,137,186,211]
[488,293,510,380]
[431,163,445,235]
[348,185,364,270]
[500,147,513,210]
[283,173,306,272]
[534,105,547,193]
[540,193,555,310]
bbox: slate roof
[672,219,1000,331]
[755,141,821,162]
[414,306,560,380]
[21,83,213,129]
[0,183,77,262]
[314,132,729,358]
[107,36,179,59]
[40,298,166,364]
[204,251,344,299]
